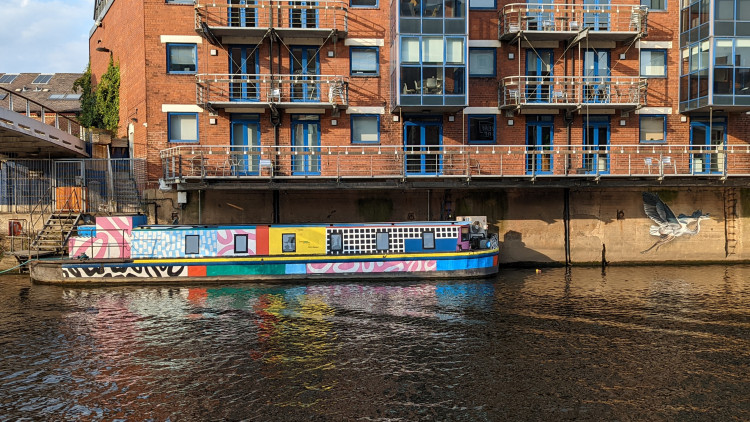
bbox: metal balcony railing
[196,73,348,108]
[160,144,750,183]
[195,0,348,35]
[499,76,647,109]
[499,3,647,38]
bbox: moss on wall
[651,189,679,204]
[357,197,394,221]
[740,189,750,218]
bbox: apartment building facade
[86,0,750,264]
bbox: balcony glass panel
[446,38,464,64]
[422,37,444,64]
[401,37,420,62]
[738,39,750,66]
[715,39,733,66]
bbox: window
[469,48,496,77]
[185,235,200,255]
[376,231,390,251]
[350,47,379,76]
[468,115,496,144]
[234,234,248,254]
[167,43,197,73]
[422,231,435,249]
[351,115,380,143]
[330,233,343,251]
[168,113,199,143]
[351,0,377,7]
[640,115,666,143]
[469,0,495,9]
[166,0,194,4]
[49,93,82,101]
[0,74,18,84]
[49,94,66,100]
[642,0,666,11]
[32,74,53,84]
[641,50,666,77]
[282,233,296,252]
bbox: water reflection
[1,267,750,420]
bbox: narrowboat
[29,215,499,285]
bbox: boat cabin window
[461,226,470,241]
[185,235,200,255]
[422,231,435,249]
[282,233,296,252]
[234,234,248,254]
[330,233,343,252]
[376,231,390,251]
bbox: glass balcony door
[583,50,610,103]
[526,49,553,103]
[228,0,256,27]
[583,0,610,30]
[292,116,321,175]
[229,46,258,101]
[582,117,610,174]
[405,120,442,175]
[526,117,553,174]
[290,1,318,28]
[690,120,726,174]
[526,0,555,31]
[231,116,261,176]
[290,46,320,102]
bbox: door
[290,1,318,28]
[526,117,553,174]
[291,116,321,175]
[229,46,258,101]
[526,50,553,103]
[690,120,726,174]
[404,120,442,175]
[290,46,319,102]
[228,0,256,27]
[583,117,610,174]
[54,160,85,212]
[526,0,554,30]
[583,50,610,103]
[583,0,610,30]
[231,116,261,176]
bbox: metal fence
[0,159,146,214]
[160,144,750,182]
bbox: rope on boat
[0,260,32,275]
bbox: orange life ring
[8,221,22,237]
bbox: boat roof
[133,221,472,231]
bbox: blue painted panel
[77,225,96,237]
[404,238,458,253]
[285,263,307,274]
[435,255,495,271]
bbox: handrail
[499,3,648,35]
[0,86,88,141]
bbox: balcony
[499,3,647,43]
[195,0,347,41]
[160,144,749,188]
[499,76,647,111]
[196,73,348,110]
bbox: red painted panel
[256,226,269,256]
[188,266,207,277]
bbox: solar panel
[32,74,53,84]
[0,74,18,83]
[49,94,66,100]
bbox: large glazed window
[167,44,197,74]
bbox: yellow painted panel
[268,226,327,255]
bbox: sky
[0,0,94,74]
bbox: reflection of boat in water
[30,215,499,285]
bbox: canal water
[1,266,749,421]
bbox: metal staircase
[16,187,83,259]
[725,187,739,257]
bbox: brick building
[88,0,750,223]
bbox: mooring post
[601,243,607,274]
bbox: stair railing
[28,186,54,256]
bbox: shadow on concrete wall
[500,230,556,265]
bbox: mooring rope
[0,260,32,275]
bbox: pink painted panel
[306,260,437,274]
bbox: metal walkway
[0,87,89,158]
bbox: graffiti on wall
[642,192,710,253]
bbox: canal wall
[0,187,744,269]
[177,187,744,265]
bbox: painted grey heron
[641,192,710,253]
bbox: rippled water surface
[2,266,750,421]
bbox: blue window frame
[468,115,496,144]
[469,0,496,9]
[641,50,667,78]
[350,47,379,76]
[690,118,726,174]
[469,48,496,77]
[640,115,666,143]
[351,115,380,143]
[291,115,321,175]
[526,115,553,174]
[167,43,197,74]
[582,116,610,174]
[168,113,199,143]
[229,46,259,100]
[351,0,378,7]
[641,0,665,10]
[166,0,193,3]
[290,46,320,102]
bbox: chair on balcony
[542,19,554,31]
[629,8,642,31]
[507,89,521,104]
[569,20,580,31]
[661,156,676,175]
[552,89,566,103]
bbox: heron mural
[642,192,711,254]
